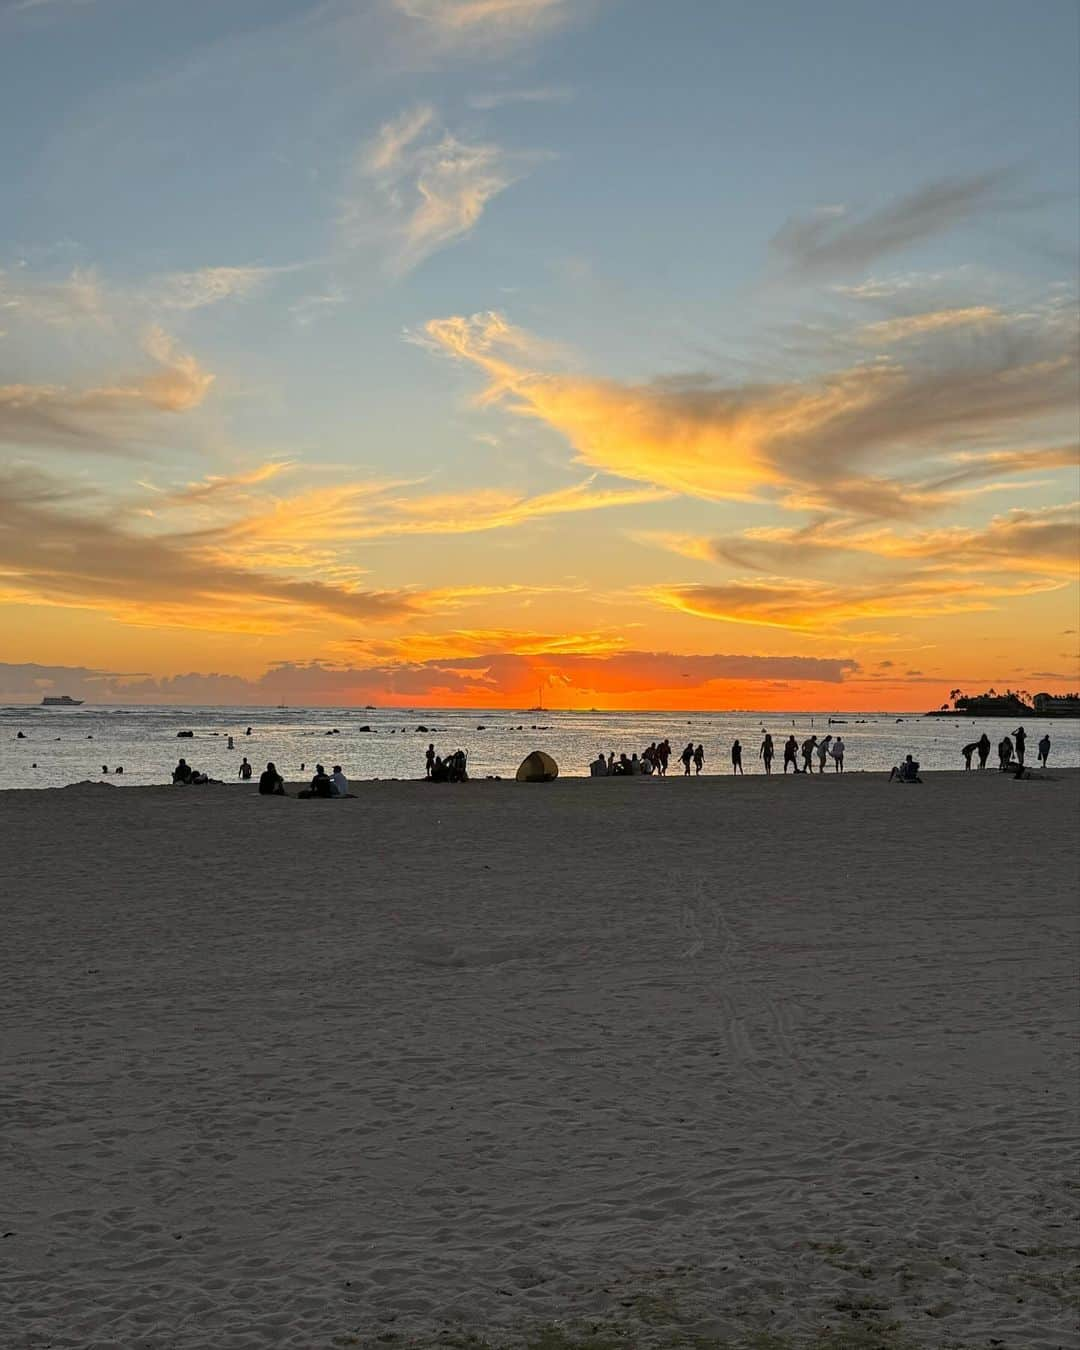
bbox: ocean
[1,705,1076,789]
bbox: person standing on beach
[1038,733,1051,766]
[425,743,436,779]
[977,732,991,769]
[657,739,671,775]
[783,735,799,773]
[816,734,832,774]
[801,736,817,773]
[693,743,705,775]
[731,739,743,774]
[759,733,774,775]
[998,736,1014,771]
[830,736,845,772]
[961,741,978,770]
[238,757,253,781]
[681,742,694,775]
[1013,726,1027,766]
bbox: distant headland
[926,689,1080,718]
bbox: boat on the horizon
[41,695,84,706]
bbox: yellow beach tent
[516,750,559,782]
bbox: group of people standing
[961,726,1051,772]
[590,732,848,777]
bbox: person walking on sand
[656,739,671,776]
[976,732,991,770]
[238,756,253,781]
[693,743,705,775]
[801,735,817,773]
[783,734,799,773]
[681,742,694,776]
[731,739,743,774]
[425,743,436,779]
[830,735,845,772]
[1038,732,1051,767]
[816,734,832,774]
[759,733,774,775]
[961,741,978,770]
[1013,725,1027,767]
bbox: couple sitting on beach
[172,757,212,786]
[258,762,351,797]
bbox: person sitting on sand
[759,733,774,775]
[801,736,817,774]
[961,741,978,770]
[888,754,921,783]
[639,751,654,775]
[589,751,608,776]
[731,739,743,774]
[977,732,991,770]
[331,765,348,796]
[1038,733,1051,767]
[783,735,799,773]
[172,757,193,785]
[238,757,252,781]
[298,764,334,799]
[259,762,285,795]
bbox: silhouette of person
[259,762,285,795]
[425,743,436,779]
[693,743,705,774]
[976,732,991,770]
[590,751,608,777]
[238,756,253,780]
[1037,733,1051,767]
[961,742,978,770]
[681,742,694,776]
[816,734,833,774]
[759,733,774,775]
[731,739,743,774]
[1013,726,1027,766]
[172,757,192,784]
[830,736,845,773]
[998,736,1013,771]
[783,735,799,773]
[801,735,817,774]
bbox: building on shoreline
[1033,692,1080,717]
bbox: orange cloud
[423,307,1079,516]
[0,326,213,453]
[650,572,1066,636]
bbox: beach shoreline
[3,771,1078,1348]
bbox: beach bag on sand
[516,750,558,782]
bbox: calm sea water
[1,705,1076,790]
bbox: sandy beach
[2,770,1078,1349]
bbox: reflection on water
[0,705,1076,790]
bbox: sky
[0,0,1077,709]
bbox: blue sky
[1,0,1077,706]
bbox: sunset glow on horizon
[1,0,1077,710]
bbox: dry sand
[1,770,1078,1350]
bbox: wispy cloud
[858,306,1002,345]
[770,170,1019,279]
[0,266,109,327]
[148,265,276,311]
[423,305,1079,517]
[392,0,581,52]
[649,571,1064,637]
[0,326,213,454]
[344,105,527,276]
[466,84,572,109]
